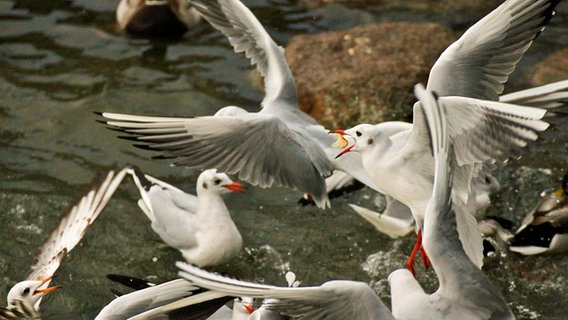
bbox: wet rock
[284,22,456,127]
[530,49,568,86]
[298,0,497,16]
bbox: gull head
[197,169,246,195]
[7,277,60,309]
[330,124,378,158]
[233,297,254,316]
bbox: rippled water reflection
[0,0,567,319]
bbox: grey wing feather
[500,79,568,109]
[401,97,549,167]
[427,0,560,100]
[416,85,515,319]
[191,0,298,108]
[177,262,394,320]
[27,168,128,281]
[104,112,332,208]
[95,279,212,320]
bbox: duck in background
[510,172,568,255]
[116,0,201,36]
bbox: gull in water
[510,171,568,255]
[128,167,246,267]
[176,83,516,320]
[332,0,560,273]
[100,0,382,209]
[116,0,201,36]
[0,168,128,318]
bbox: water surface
[0,1,567,319]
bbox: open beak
[224,181,246,193]
[329,129,354,159]
[34,276,61,295]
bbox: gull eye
[356,131,362,137]
[22,288,30,296]
[202,182,208,189]
[367,138,373,145]
[214,178,221,185]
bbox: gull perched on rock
[1,168,128,318]
[100,0,382,209]
[332,0,561,273]
[129,167,246,267]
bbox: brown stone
[284,22,456,128]
[297,0,496,15]
[531,49,568,86]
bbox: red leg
[420,241,431,271]
[405,230,423,277]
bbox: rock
[530,49,568,86]
[297,0,497,17]
[284,22,456,127]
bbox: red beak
[245,304,254,314]
[329,129,354,158]
[224,181,246,193]
[335,144,354,158]
[34,276,61,295]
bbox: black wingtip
[110,288,123,297]
[93,111,103,116]
[106,274,153,290]
[132,166,153,191]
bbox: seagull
[332,0,560,273]
[98,273,283,319]
[128,167,246,267]
[177,262,396,320]
[99,0,382,209]
[176,83,516,320]
[116,0,201,36]
[1,168,128,317]
[387,84,515,320]
[510,171,568,255]
[95,274,232,320]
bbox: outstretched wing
[27,168,128,281]
[402,97,549,168]
[177,262,395,320]
[427,0,560,100]
[102,112,332,208]
[191,0,298,109]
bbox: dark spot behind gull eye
[202,182,208,189]
[214,178,221,185]
[368,138,373,145]
[356,131,362,137]
[23,288,30,296]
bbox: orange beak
[224,181,246,193]
[34,276,61,295]
[244,304,254,314]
